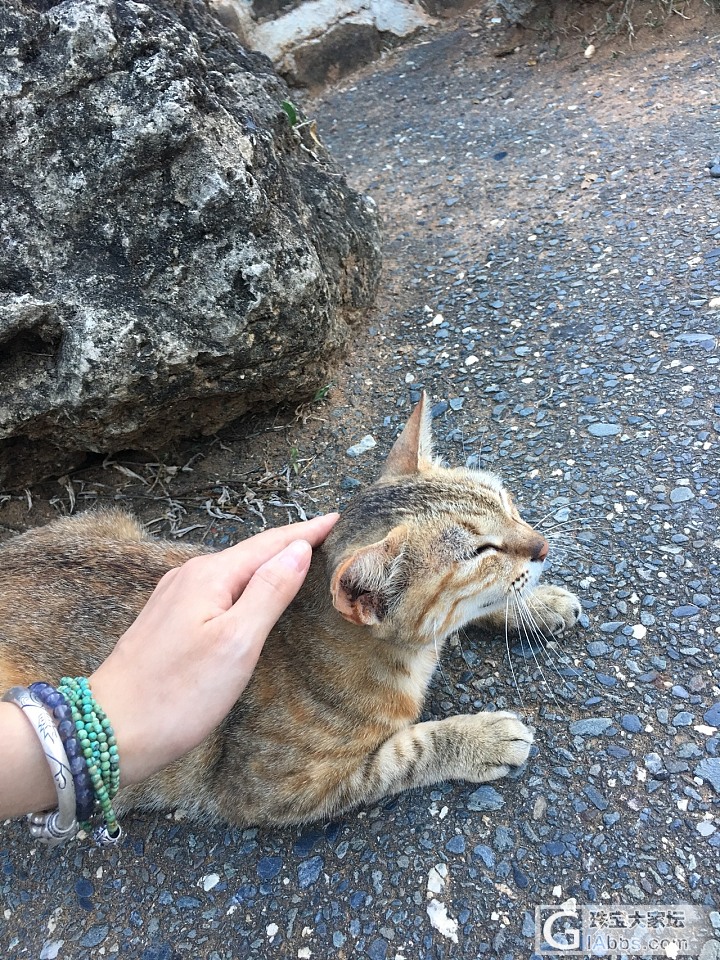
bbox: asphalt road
[2,12,720,960]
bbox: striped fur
[0,396,580,826]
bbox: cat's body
[0,397,581,826]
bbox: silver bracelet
[3,686,79,848]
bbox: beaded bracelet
[28,682,95,822]
[57,676,122,844]
[2,686,79,848]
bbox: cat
[0,394,581,826]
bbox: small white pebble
[266,923,279,939]
[631,624,647,640]
[200,873,220,891]
[346,435,376,458]
[427,899,459,943]
[465,355,479,366]
[584,44,595,58]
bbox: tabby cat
[0,395,581,826]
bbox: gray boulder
[0,0,381,487]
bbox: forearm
[0,701,57,819]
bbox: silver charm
[27,810,79,849]
[93,822,123,847]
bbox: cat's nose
[531,537,549,562]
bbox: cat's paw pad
[526,585,582,635]
[463,711,534,782]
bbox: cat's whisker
[539,520,608,534]
[532,505,573,528]
[504,593,526,717]
[522,594,581,684]
[430,619,453,695]
[456,624,467,652]
[512,590,563,708]
[515,591,576,699]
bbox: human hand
[90,513,339,788]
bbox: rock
[700,941,720,960]
[473,844,495,868]
[426,899,458,944]
[569,718,613,736]
[674,332,716,350]
[340,476,362,490]
[445,835,466,854]
[583,785,609,811]
[257,856,282,881]
[467,786,504,811]
[673,605,701,618]
[710,165,720,179]
[297,855,323,889]
[587,641,610,656]
[213,0,434,87]
[673,711,694,726]
[494,0,538,23]
[588,422,621,437]
[644,752,665,776]
[346,435,376,458]
[704,704,720,727]
[695,758,720,794]
[0,0,381,488]
[621,714,642,734]
[670,487,695,503]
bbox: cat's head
[326,394,549,643]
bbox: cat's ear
[381,391,433,479]
[330,526,408,626]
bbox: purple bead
[57,719,74,738]
[53,703,72,721]
[65,737,79,758]
[70,755,86,775]
[45,691,62,708]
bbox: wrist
[0,700,57,818]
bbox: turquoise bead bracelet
[57,676,121,841]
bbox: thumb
[222,539,313,648]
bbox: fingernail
[276,539,312,572]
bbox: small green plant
[281,99,299,127]
[289,445,300,475]
[313,383,332,403]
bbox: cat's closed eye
[470,543,499,558]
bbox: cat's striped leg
[475,584,582,636]
[335,711,533,813]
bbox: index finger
[203,512,340,596]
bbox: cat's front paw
[524,584,582,635]
[461,710,534,783]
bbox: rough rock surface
[0,0,381,487]
[212,0,436,87]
